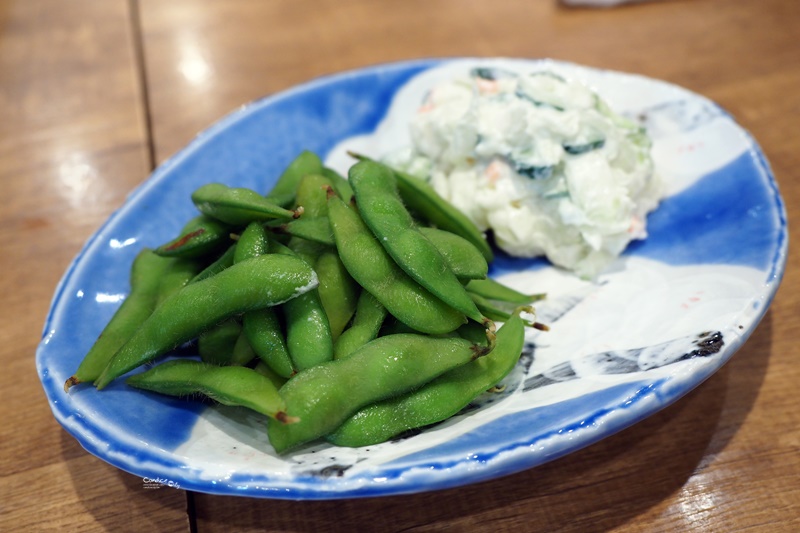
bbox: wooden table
[3,0,798,530]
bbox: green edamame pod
[154,215,232,259]
[286,236,325,266]
[192,183,300,225]
[456,320,493,347]
[327,309,527,447]
[234,221,270,263]
[418,227,488,281]
[156,257,203,307]
[321,166,354,202]
[272,173,337,247]
[394,168,494,263]
[189,244,236,284]
[65,249,172,390]
[198,319,237,365]
[315,249,359,342]
[235,222,296,378]
[348,160,484,323]
[198,319,250,366]
[94,253,318,389]
[267,333,491,452]
[253,360,288,390]
[126,360,292,422]
[469,292,516,323]
[349,153,493,262]
[266,150,323,207]
[283,288,333,372]
[333,290,387,360]
[269,238,315,263]
[469,293,548,331]
[272,217,334,246]
[231,330,257,367]
[294,173,333,218]
[466,278,545,305]
[268,238,334,371]
[243,308,294,378]
[379,317,419,336]
[280,173,335,260]
[327,193,465,335]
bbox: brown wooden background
[3,1,798,531]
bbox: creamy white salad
[386,67,662,278]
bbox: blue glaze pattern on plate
[385,380,667,469]
[37,58,787,499]
[627,150,786,270]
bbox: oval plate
[37,58,787,499]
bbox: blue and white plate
[37,58,787,499]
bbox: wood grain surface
[3,0,798,531]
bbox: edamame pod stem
[266,150,323,207]
[192,183,301,225]
[348,153,493,262]
[65,249,172,390]
[418,227,488,281]
[327,309,527,447]
[327,192,465,335]
[126,360,293,423]
[154,215,232,259]
[94,254,318,389]
[333,290,387,360]
[348,160,484,324]
[267,333,490,452]
[465,278,545,305]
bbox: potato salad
[387,67,661,278]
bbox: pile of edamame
[65,151,546,453]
